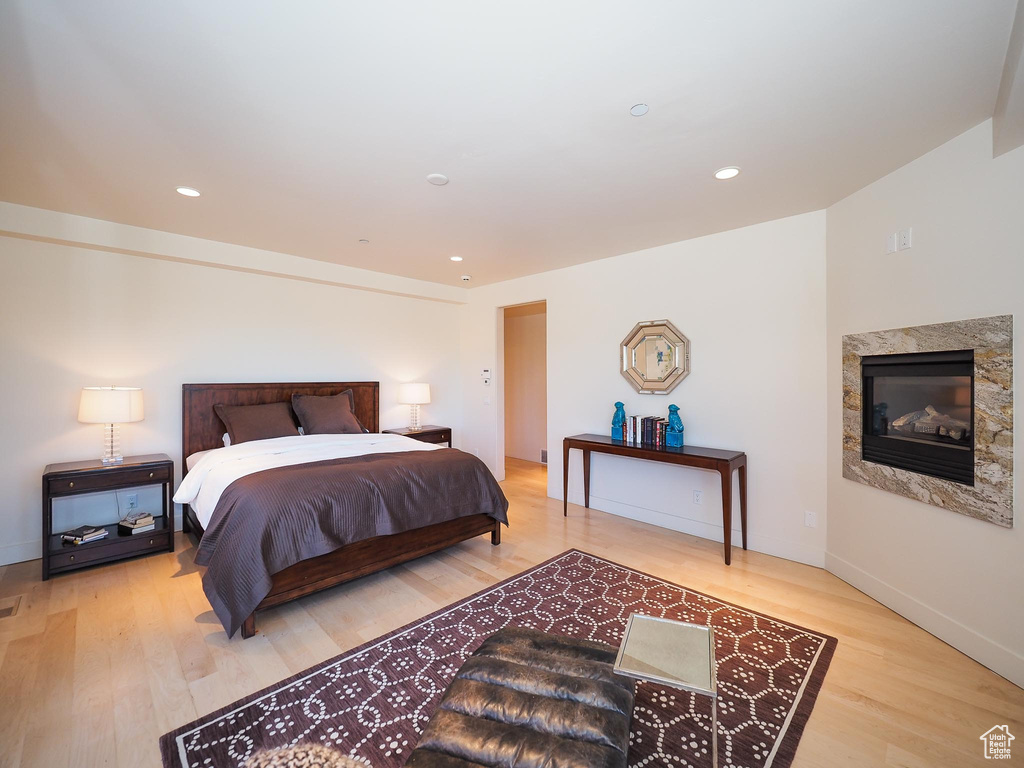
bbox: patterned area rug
[161,550,836,768]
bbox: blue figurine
[666,404,684,448]
[611,401,626,441]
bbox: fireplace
[843,316,1011,527]
[861,349,974,485]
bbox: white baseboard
[825,551,1024,689]
[567,491,825,567]
[0,539,40,567]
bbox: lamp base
[100,423,123,465]
[409,404,422,432]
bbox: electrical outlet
[126,493,139,510]
[897,227,912,250]
[693,490,703,505]
[804,510,817,528]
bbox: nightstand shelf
[42,453,174,579]
[383,425,452,446]
[49,516,171,574]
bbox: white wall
[0,234,463,566]
[503,303,547,464]
[825,121,1024,686]
[461,212,828,566]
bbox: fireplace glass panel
[861,349,974,486]
[869,375,972,446]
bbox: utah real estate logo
[980,725,1014,760]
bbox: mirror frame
[620,319,691,394]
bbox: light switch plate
[886,232,898,254]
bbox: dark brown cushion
[214,402,299,445]
[291,390,364,435]
[406,627,634,768]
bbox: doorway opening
[502,301,547,478]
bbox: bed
[178,382,507,639]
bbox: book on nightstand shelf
[61,525,108,545]
[118,512,155,534]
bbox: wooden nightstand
[41,453,174,580]
[383,425,452,446]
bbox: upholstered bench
[405,627,635,768]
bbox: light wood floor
[1,458,1021,768]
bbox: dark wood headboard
[182,382,380,470]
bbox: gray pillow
[291,390,364,435]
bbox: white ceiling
[0,1,1017,286]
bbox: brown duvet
[194,448,509,637]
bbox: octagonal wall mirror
[621,320,691,394]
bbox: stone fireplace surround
[842,315,1013,528]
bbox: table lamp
[78,386,144,464]
[397,383,430,431]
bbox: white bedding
[174,433,442,529]
[186,449,213,471]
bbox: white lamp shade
[397,382,430,405]
[78,387,144,424]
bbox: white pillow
[223,428,302,447]
[186,449,212,471]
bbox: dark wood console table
[562,434,747,565]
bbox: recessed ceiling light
[630,104,649,117]
[176,186,200,197]
[358,239,370,244]
[449,256,463,262]
[714,167,741,180]
[426,173,449,186]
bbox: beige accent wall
[826,120,1024,686]
[503,303,547,464]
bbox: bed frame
[181,382,501,639]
